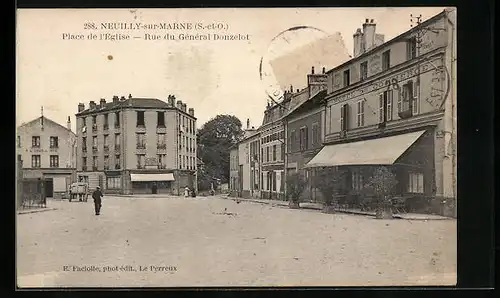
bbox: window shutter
[379,93,384,123]
[387,90,393,121]
[412,81,419,115]
[344,104,349,130]
[340,105,345,131]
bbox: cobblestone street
[17,195,456,287]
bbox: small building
[17,114,77,198]
[228,145,240,197]
[237,123,260,199]
[75,94,197,195]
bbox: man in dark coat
[92,186,103,215]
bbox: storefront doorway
[44,178,53,198]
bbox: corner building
[75,94,197,195]
[305,9,457,216]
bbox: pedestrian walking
[184,186,190,198]
[92,186,103,215]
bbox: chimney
[311,66,315,74]
[100,98,106,108]
[78,103,85,112]
[120,96,126,101]
[353,28,364,57]
[176,100,183,110]
[362,18,377,51]
[322,67,326,74]
[296,89,299,93]
[182,103,187,112]
[112,96,119,103]
[89,101,96,110]
[290,85,293,92]
[246,118,250,129]
[188,108,194,116]
[67,116,71,130]
[128,93,132,99]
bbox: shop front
[304,129,443,214]
[130,173,175,195]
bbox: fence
[17,178,47,209]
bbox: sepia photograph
[16,7,457,288]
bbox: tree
[365,166,398,219]
[197,115,244,189]
[315,167,348,213]
[286,171,308,209]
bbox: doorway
[151,183,158,194]
[44,178,54,198]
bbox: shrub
[314,167,348,207]
[365,166,397,218]
[286,171,308,204]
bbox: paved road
[17,195,456,287]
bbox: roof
[285,89,327,119]
[325,9,449,75]
[17,116,75,136]
[76,97,196,119]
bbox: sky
[16,7,447,132]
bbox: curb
[18,208,58,215]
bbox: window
[107,177,121,189]
[400,81,417,114]
[115,112,120,128]
[115,155,120,169]
[104,155,109,170]
[92,116,97,124]
[340,104,349,131]
[18,154,22,162]
[157,111,165,127]
[136,154,145,169]
[82,157,87,169]
[407,37,417,60]
[82,137,87,152]
[114,133,120,146]
[49,155,59,168]
[408,172,424,193]
[357,100,365,127]
[299,126,308,151]
[32,136,40,148]
[280,143,285,160]
[360,61,368,80]
[136,111,145,127]
[157,133,166,149]
[103,114,109,130]
[352,169,364,191]
[104,134,109,147]
[266,146,270,162]
[31,155,41,168]
[312,123,319,146]
[136,133,146,149]
[82,117,87,128]
[343,69,350,87]
[379,91,393,123]
[93,156,98,168]
[92,136,97,150]
[17,136,21,148]
[158,154,166,168]
[261,148,264,162]
[382,50,391,71]
[272,145,277,161]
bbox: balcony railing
[104,165,109,170]
[115,164,120,169]
[114,123,120,129]
[104,145,109,152]
[92,146,98,153]
[82,166,87,171]
[103,124,109,131]
[115,145,121,152]
[82,147,87,152]
[92,166,98,171]
[92,124,97,132]
[136,143,146,149]
[157,143,167,149]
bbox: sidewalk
[223,196,452,220]
[17,207,57,215]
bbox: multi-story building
[17,115,77,197]
[237,123,260,199]
[284,66,328,202]
[75,94,197,195]
[305,9,457,216]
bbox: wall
[17,118,76,170]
